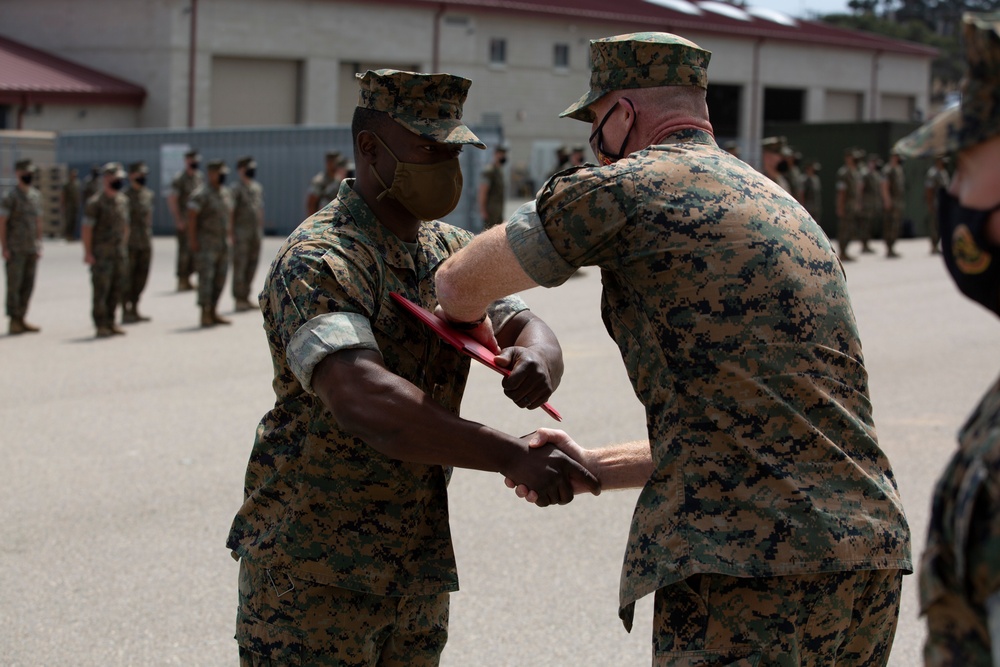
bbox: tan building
[0,0,935,184]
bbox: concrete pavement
[2,232,998,666]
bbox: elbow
[434,260,459,311]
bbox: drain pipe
[187,0,198,128]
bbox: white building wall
[21,105,141,133]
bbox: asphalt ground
[3,228,999,666]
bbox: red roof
[368,0,938,57]
[0,34,146,106]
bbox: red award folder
[389,292,562,421]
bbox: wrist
[444,311,487,330]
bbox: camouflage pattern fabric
[0,187,42,254]
[882,163,905,249]
[787,164,804,203]
[188,185,233,309]
[921,376,1000,665]
[836,164,861,254]
[561,32,711,122]
[62,178,80,239]
[895,12,1000,158]
[232,179,264,302]
[505,128,912,630]
[83,192,129,328]
[125,247,152,307]
[860,165,884,247]
[802,173,822,225]
[236,559,449,666]
[226,178,526,597]
[480,163,505,230]
[5,252,37,319]
[310,171,341,212]
[126,185,154,251]
[357,69,485,148]
[925,166,951,250]
[172,169,203,280]
[653,570,903,666]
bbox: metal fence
[56,124,502,237]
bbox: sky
[747,0,853,19]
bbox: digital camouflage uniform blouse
[0,187,42,254]
[922,377,1000,666]
[506,129,912,629]
[227,179,526,597]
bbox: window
[489,38,507,66]
[554,43,569,69]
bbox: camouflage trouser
[63,206,78,239]
[923,587,993,666]
[176,227,195,279]
[860,208,881,246]
[884,206,903,249]
[232,235,261,301]
[5,252,38,319]
[196,243,229,309]
[928,210,941,251]
[652,570,903,666]
[125,246,152,305]
[91,253,127,328]
[838,211,856,256]
[236,559,449,667]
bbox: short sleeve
[81,197,98,227]
[268,240,383,394]
[0,191,12,218]
[507,165,634,287]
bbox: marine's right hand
[502,437,600,507]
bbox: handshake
[501,428,602,507]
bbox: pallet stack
[35,164,65,238]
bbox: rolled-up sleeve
[506,201,576,288]
[288,311,380,394]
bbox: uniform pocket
[236,609,305,664]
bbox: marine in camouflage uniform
[306,151,346,215]
[859,154,884,254]
[881,152,905,258]
[836,148,863,262]
[478,145,507,230]
[801,160,823,226]
[170,149,203,291]
[227,69,596,667]
[0,158,44,334]
[61,168,80,241]
[231,156,264,312]
[895,12,1000,666]
[187,159,233,327]
[760,136,793,194]
[437,33,912,666]
[82,163,129,338]
[123,161,154,323]
[925,157,952,254]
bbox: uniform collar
[339,179,428,275]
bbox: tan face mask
[369,133,464,221]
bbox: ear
[357,131,378,165]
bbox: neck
[352,176,420,243]
[646,114,714,145]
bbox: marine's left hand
[495,345,557,410]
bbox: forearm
[436,224,539,322]
[82,226,93,256]
[0,216,7,252]
[586,440,653,491]
[497,311,564,391]
[313,351,524,474]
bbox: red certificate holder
[389,292,562,421]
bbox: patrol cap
[325,150,342,161]
[561,32,712,122]
[184,148,201,160]
[14,158,33,171]
[206,159,229,173]
[128,161,149,175]
[356,69,485,148]
[895,12,1000,157]
[101,162,126,179]
[236,155,257,170]
[761,136,787,154]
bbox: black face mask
[498,157,507,166]
[589,97,635,166]
[217,174,227,185]
[938,188,1000,316]
[110,179,124,191]
[244,168,256,179]
[776,160,789,174]
[189,161,201,171]
[135,176,147,186]
[19,173,33,185]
